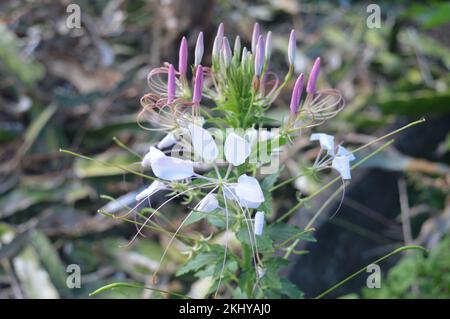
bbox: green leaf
[280,279,304,299]
[236,226,274,254]
[268,223,316,243]
[176,251,218,276]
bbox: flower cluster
[129,22,351,297]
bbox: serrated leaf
[236,226,274,253]
[268,223,316,243]
[176,252,218,276]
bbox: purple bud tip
[290,73,304,114]
[251,22,260,53]
[167,64,176,103]
[254,35,265,76]
[194,32,204,66]
[288,30,296,66]
[217,22,224,39]
[222,37,232,66]
[265,31,272,61]
[307,57,321,94]
[178,36,188,75]
[193,65,203,104]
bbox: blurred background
[0,0,449,299]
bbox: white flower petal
[254,211,265,236]
[157,133,177,149]
[245,129,272,146]
[141,146,164,168]
[188,124,218,162]
[136,181,165,201]
[197,194,219,212]
[337,145,355,161]
[235,174,264,209]
[332,156,352,180]
[310,133,335,155]
[146,147,194,181]
[224,132,251,166]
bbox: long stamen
[152,185,219,285]
[125,182,215,247]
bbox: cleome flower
[120,21,351,296]
[310,133,356,180]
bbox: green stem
[89,282,192,299]
[112,136,142,159]
[59,148,155,181]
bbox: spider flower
[310,133,355,180]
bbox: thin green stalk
[315,245,427,299]
[89,282,192,299]
[351,118,425,154]
[59,148,155,181]
[112,136,142,159]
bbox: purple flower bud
[222,36,232,66]
[290,73,304,114]
[251,22,260,53]
[217,22,224,39]
[265,31,272,61]
[178,36,188,75]
[167,64,176,103]
[193,65,203,104]
[287,30,296,66]
[307,57,321,94]
[194,32,204,67]
[254,35,265,76]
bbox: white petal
[188,124,218,162]
[141,146,164,168]
[310,133,335,155]
[245,129,272,146]
[136,181,165,201]
[332,156,352,180]
[197,194,219,212]
[337,146,355,161]
[157,133,177,149]
[254,211,265,235]
[235,174,264,209]
[147,147,194,181]
[224,132,251,166]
